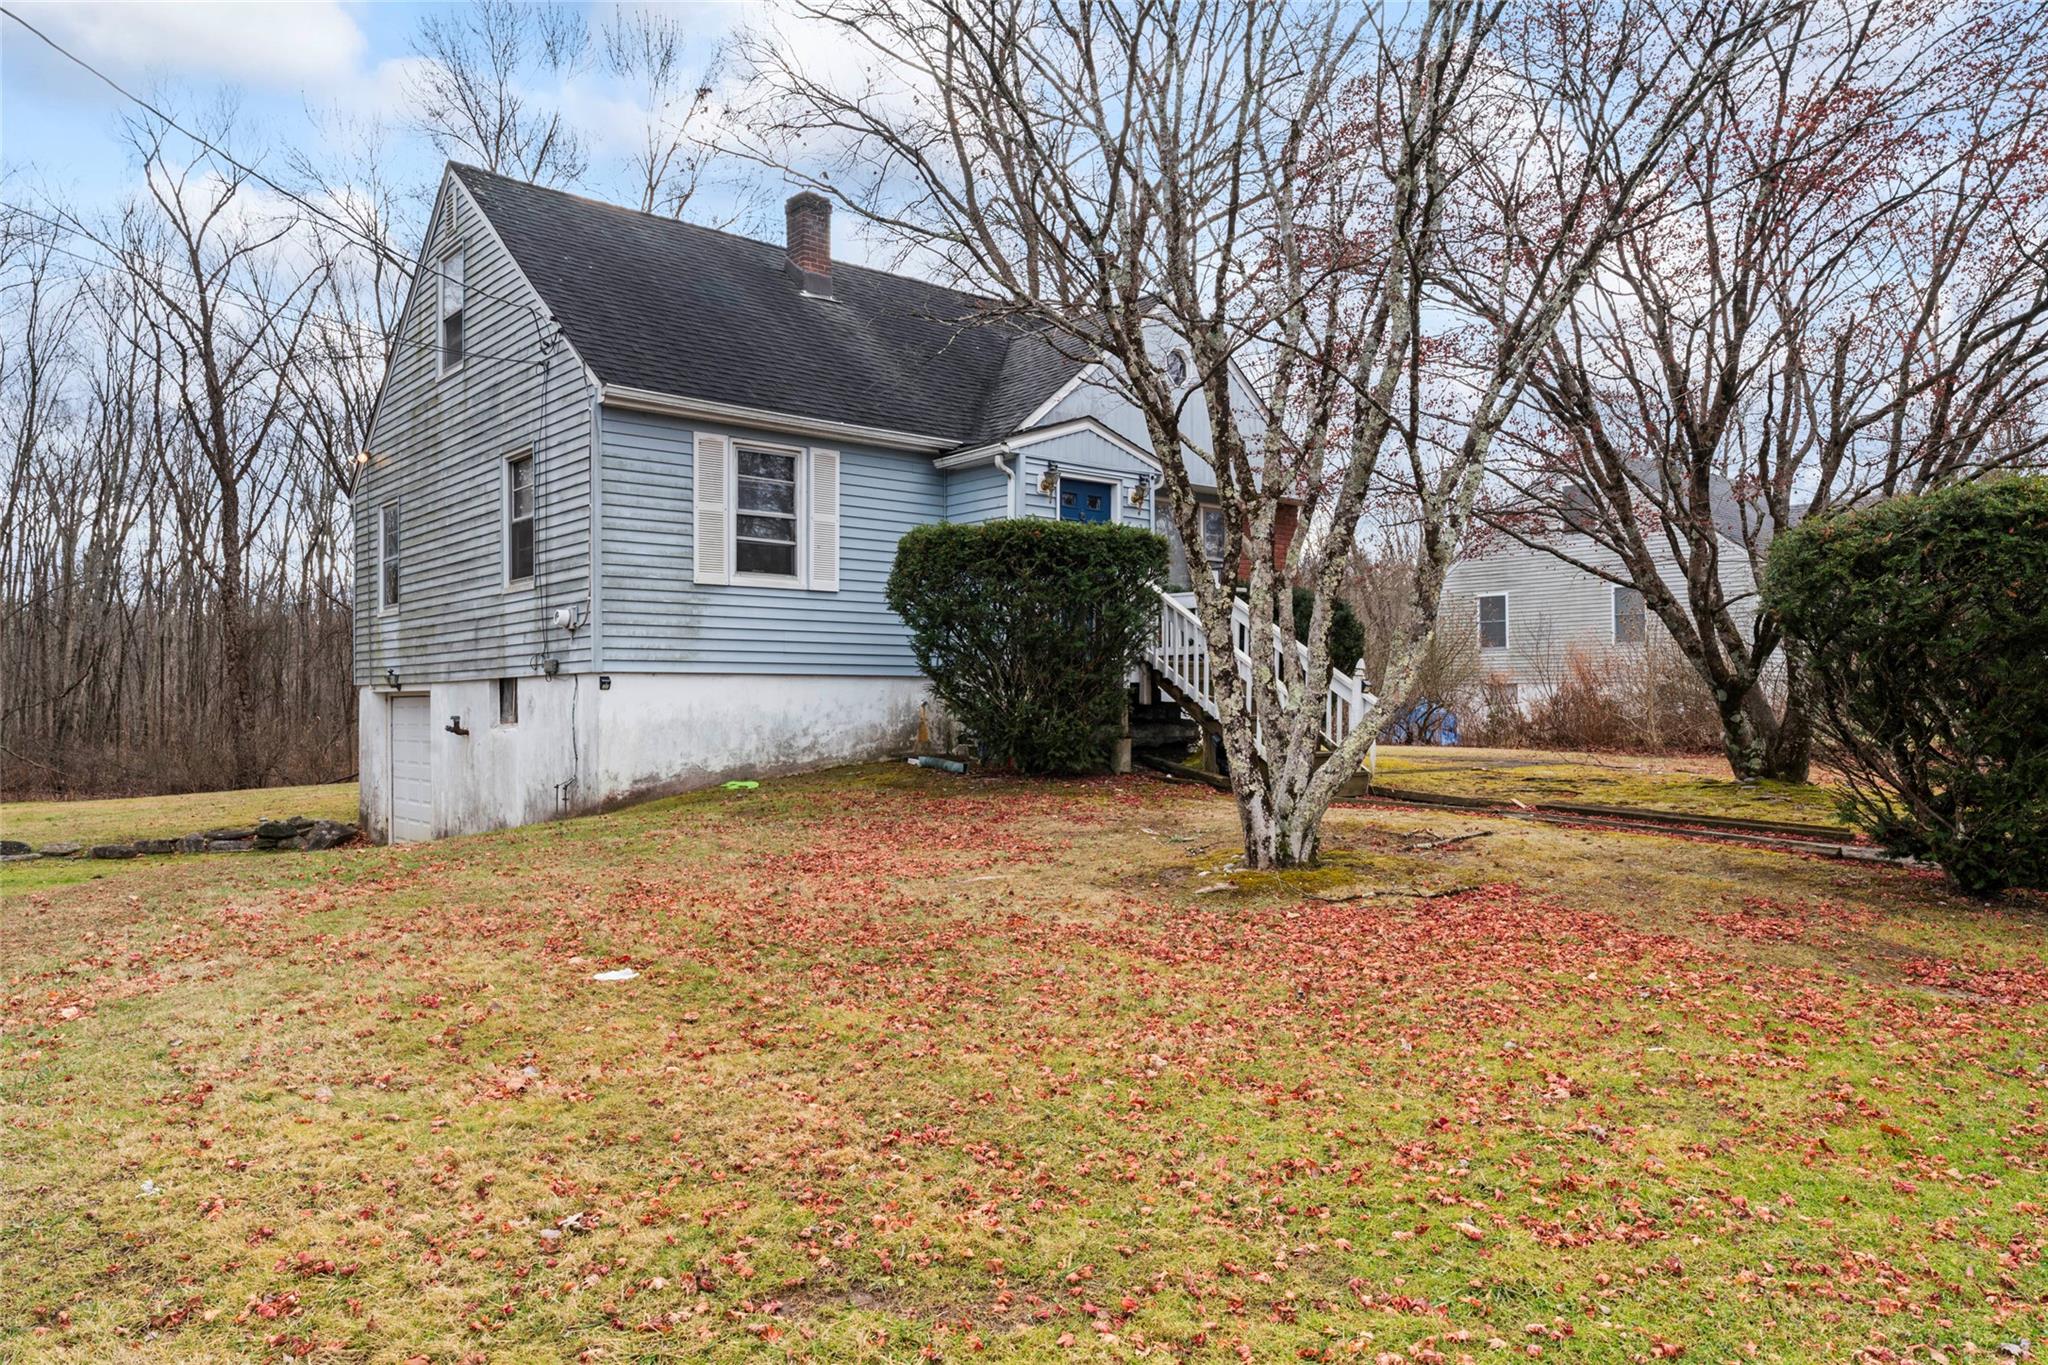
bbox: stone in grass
[177,834,208,854]
[255,820,300,841]
[298,821,357,851]
[0,839,29,855]
[202,828,255,842]
[206,838,256,853]
[90,844,138,860]
[1,852,40,863]
[133,838,180,855]
[38,842,81,858]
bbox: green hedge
[1292,586,1364,673]
[888,519,1168,774]
[1764,477,2048,896]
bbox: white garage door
[388,695,434,843]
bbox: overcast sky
[1,2,859,256]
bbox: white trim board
[604,385,954,453]
[935,416,1163,472]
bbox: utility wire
[0,4,553,324]
[7,204,545,373]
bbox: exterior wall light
[1039,461,1060,496]
[384,667,400,688]
[1130,473,1151,507]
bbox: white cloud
[9,0,369,93]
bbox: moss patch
[1371,751,1848,827]
[1187,844,1451,898]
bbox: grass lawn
[1,782,359,850]
[1371,747,1850,829]
[3,763,2042,1362]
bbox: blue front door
[1059,478,1114,523]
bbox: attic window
[437,251,465,375]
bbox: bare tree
[407,0,589,186]
[740,0,1780,866]
[289,113,420,499]
[1,181,358,796]
[603,6,727,218]
[1488,0,2048,780]
[107,116,329,788]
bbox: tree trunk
[1760,658,1813,783]
[217,479,255,789]
[1715,668,1810,783]
[1237,775,1325,870]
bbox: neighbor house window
[505,452,534,583]
[734,444,799,578]
[497,677,519,726]
[1612,584,1646,644]
[1199,505,1227,566]
[1477,593,1508,649]
[378,504,401,609]
[437,251,464,374]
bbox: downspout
[994,451,1018,517]
[587,389,603,670]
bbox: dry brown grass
[3,763,2042,1362]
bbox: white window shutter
[808,448,840,591]
[694,433,730,585]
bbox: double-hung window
[692,433,838,591]
[437,251,464,374]
[1199,505,1227,567]
[734,445,800,579]
[378,504,401,610]
[505,453,534,584]
[1612,584,1646,644]
[1477,593,1508,650]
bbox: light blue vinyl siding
[354,177,596,685]
[597,407,943,673]
[1037,341,1268,492]
[943,463,1012,523]
[1014,428,1157,530]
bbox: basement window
[1477,593,1508,650]
[498,678,519,726]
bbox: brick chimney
[784,191,833,298]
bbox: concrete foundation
[358,673,927,842]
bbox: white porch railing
[1145,587,1379,760]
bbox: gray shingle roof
[450,165,1088,446]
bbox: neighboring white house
[1439,527,1763,712]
